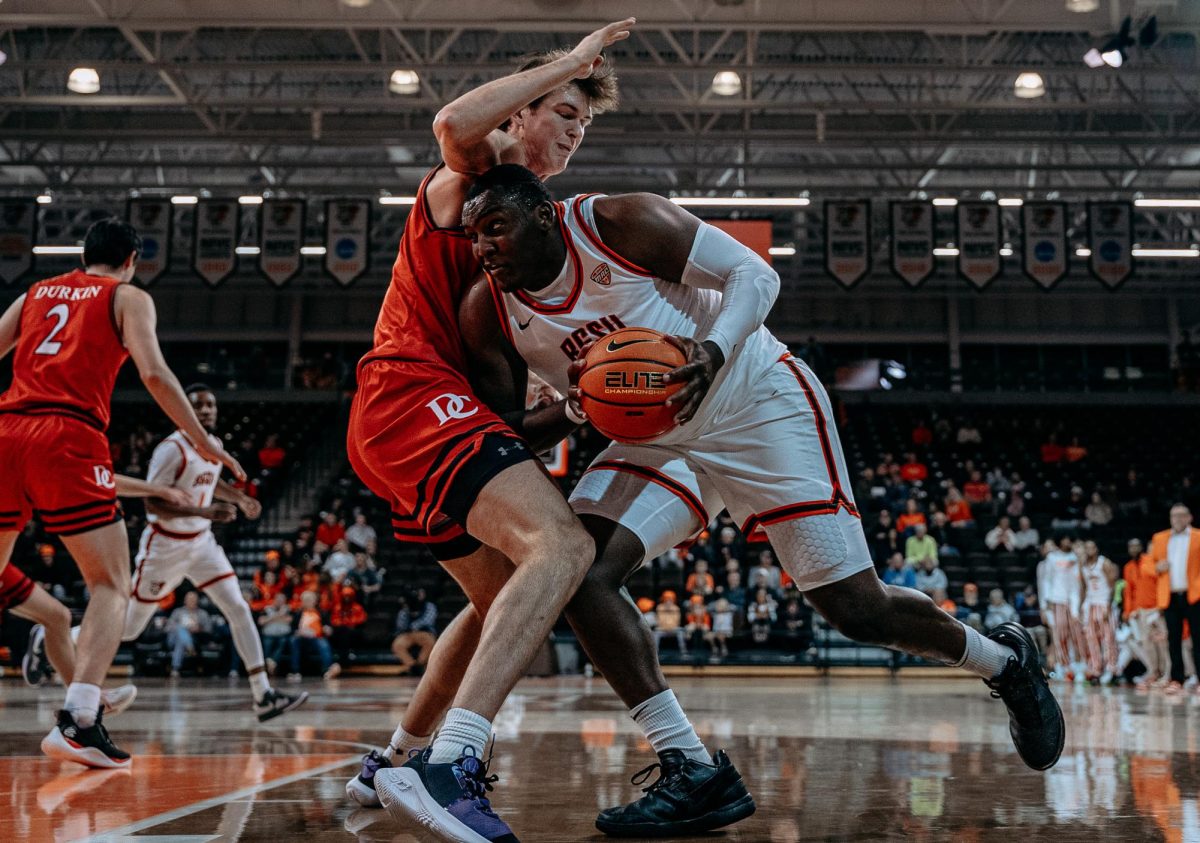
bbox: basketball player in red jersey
[0,218,243,768]
[344,19,636,842]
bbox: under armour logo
[92,465,116,490]
[426,393,478,426]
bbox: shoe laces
[986,657,1039,715]
[456,744,501,814]
[629,760,684,795]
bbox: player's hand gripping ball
[576,327,687,442]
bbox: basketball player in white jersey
[45,385,308,721]
[1039,534,1086,681]
[1081,539,1119,683]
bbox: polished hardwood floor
[1,674,1196,841]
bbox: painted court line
[80,754,360,842]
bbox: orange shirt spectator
[946,498,974,525]
[316,513,345,548]
[1040,437,1064,464]
[1123,551,1159,619]
[685,566,715,596]
[911,422,932,447]
[896,512,926,533]
[963,479,992,505]
[900,455,928,483]
[258,433,287,470]
[330,587,368,628]
[297,606,326,638]
[1064,437,1088,462]
[686,597,712,630]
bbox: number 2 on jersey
[35,304,70,356]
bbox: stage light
[711,71,742,96]
[67,67,100,94]
[379,195,418,205]
[1013,72,1045,99]
[998,198,1024,206]
[171,195,199,205]
[932,198,958,206]
[238,195,264,205]
[1066,0,1098,12]
[1135,198,1200,208]
[768,246,796,256]
[389,69,420,95]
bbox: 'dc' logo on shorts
[92,465,116,490]
[426,393,478,426]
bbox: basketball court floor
[1,674,1194,841]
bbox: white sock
[630,689,710,765]
[248,668,271,701]
[383,724,432,761]
[64,682,102,728]
[428,708,492,764]
[954,623,1017,679]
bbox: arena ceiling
[1,0,1198,203]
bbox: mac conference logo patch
[590,262,612,286]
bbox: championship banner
[956,202,1001,290]
[127,198,172,285]
[193,199,239,287]
[0,198,36,284]
[259,199,305,286]
[325,199,370,286]
[825,200,870,288]
[889,201,934,287]
[1021,202,1068,290]
[1087,201,1134,289]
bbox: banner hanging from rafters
[956,202,1001,290]
[825,200,871,289]
[193,199,239,287]
[1021,202,1068,290]
[1087,202,1134,289]
[259,200,305,286]
[889,201,934,287]
[325,200,370,286]
[128,198,172,286]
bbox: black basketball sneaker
[984,621,1066,771]
[41,709,131,769]
[595,749,756,837]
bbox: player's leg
[1084,604,1103,678]
[12,583,75,683]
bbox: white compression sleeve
[679,222,781,360]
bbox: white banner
[325,199,370,286]
[193,199,239,287]
[259,200,305,286]
[127,198,172,285]
[1021,202,1068,290]
[825,200,870,288]
[0,199,36,284]
[1088,202,1134,289]
[956,202,1001,290]
[890,201,934,287]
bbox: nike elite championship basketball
[578,327,686,442]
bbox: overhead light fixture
[171,195,199,205]
[238,195,264,205]
[340,0,374,6]
[1013,72,1045,99]
[36,194,53,205]
[1101,48,1124,68]
[932,198,958,206]
[32,245,84,255]
[300,245,327,256]
[1000,247,1014,257]
[768,246,796,256]
[711,71,742,97]
[1135,198,1200,208]
[933,247,960,256]
[379,195,418,205]
[0,50,7,67]
[1132,247,1200,258]
[67,67,100,94]
[1075,247,1092,257]
[389,69,420,95]
[998,198,1024,207]
[670,196,809,207]
[1083,48,1106,68]
[1066,0,1099,12]
[235,246,261,256]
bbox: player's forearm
[214,479,248,505]
[146,500,212,521]
[433,55,581,152]
[115,475,172,499]
[141,366,211,446]
[502,400,579,454]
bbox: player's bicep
[458,278,527,414]
[145,441,182,486]
[116,286,168,374]
[0,294,25,358]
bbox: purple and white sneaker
[375,746,518,843]
[345,749,391,808]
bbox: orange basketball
[578,327,686,443]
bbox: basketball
[577,327,686,443]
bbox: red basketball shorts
[0,414,121,536]
[347,358,533,560]
[0,563,35,611]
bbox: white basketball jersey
[1042,550,1080,605]
[145,430,221,535]
[494,194,787,444]
[1082,556,1112,606]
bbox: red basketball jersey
[363,165,478,373]
[0,269,128,431]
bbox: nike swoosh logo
[517,316,534,331]
[607,338,653,352]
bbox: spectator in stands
[944,487,975,528]
[1013,516,1040,556]
[330,584,368,669]
[927,510,962,559]
[904,522,939,568]
[654,591,688,655]
[1005,472,1027,519]
[344,510,377,553]
[685,560,716,597]
[258,593,294,674]
[30,543,72,602]
[895,498,927,538]
[316,511,345,548]
[1040,434,1064,464]
[324,538,356,582]
[166,591,214,678]
[1123,538,1167,688]
[779,596,808,639]
[985,588,1019,631]
[685,594,711,651]
[957,583,984,632]
[900,452,928,484]
[914,556,948,598]
[636,597,657,630]
[932,587,956,614]
[346,553,382,605]
[882,552,916,589]
[1052,486,1088,531]
[1064,436,1088,463]
[911,420,933,448]
[1014,587,1049,660]
[876,451,899,477]
[1145,504,1200,694]
[258,433,287,471]
[1086,491,1114,527]
[748,550,783,593]
[963,470,993,512]
[392,588,439,675]
[855,467,880,513]
[709,598,734,660]
[723,570,747,610]
[715,526,745,566]
[987,467,1012,497]
[985,516,1016,553]
[869,509,899,569]
[956,421,982,445]
[251,568,284,613]
[747,587,777,645]
[1118,468,1151,519]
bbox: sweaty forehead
[542,85,593,119]
[462,192,512,227]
